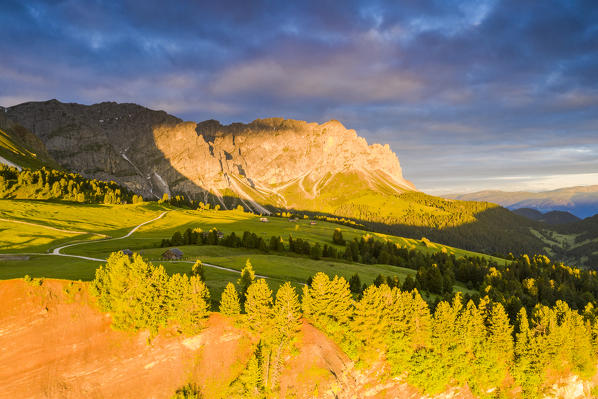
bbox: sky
[1,0,597,194]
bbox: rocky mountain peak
[5,100,414,212]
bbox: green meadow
[0,199,485,297]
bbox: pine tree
[455,300,487,393]
[244,279,273,333]
[238,259,256,303]
[349,273,362,294]
[269,282,302,389]
[302,273,354,348]
[408,298,461,394]
[220,282,241,316]
[513,307,543,398]
[228,349,264,399]
[310,243,323,259]
[171,231,183,246]
[191,260,205,281]
[332,228,345,245]
[168,273,211,334]
[273,282,302,342]
[385,288,431,375]
[352,284,390,359]
[484,301,514,393]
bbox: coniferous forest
[161,227,598,318]
[92,252,598,399]
[0,165,139,204]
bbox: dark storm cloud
[1,0,596,192]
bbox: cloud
[0,0,596,192]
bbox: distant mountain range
[445,186,598,219]
[511,208,580,225]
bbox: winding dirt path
[50,211,170,258]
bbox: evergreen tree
[332,228,345,245]
[227,347,264,398]
[169,274,211,334]
[310,243,323,259]
[172,383,202,399]
[238,259,256,303]
[268,236,279,251]
[91,252,170,335]
[191,260,205,281]
[513,307,543,398]
[244,279,273,333]
[269,282,302,389]
[373,274,385,287]
[273,282,302,342]
[349,273,362,294]
[352,284,391,359]
[171,231,184,246]
[220,282,241,316]
[386,288,431,375]
[483,300,514,393]
[302,273,354,348]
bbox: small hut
[162,248,183,260]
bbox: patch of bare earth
[0,279,250,399]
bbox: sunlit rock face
[6,100,414,211]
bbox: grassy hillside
[0,112,58,170]
[539,215,598,267]
[181,170,549,257]
[0,200,494,297]
[0,127,48,169]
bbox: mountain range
[445,187,598,219]
[2,99,596,263]
[3,100,414,212]
[511,208,581,225]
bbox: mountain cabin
[162,248,183,260]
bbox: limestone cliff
[6,100,415,212]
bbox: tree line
[159,225,598,317]
[0,165,140,204]
[90,253,598,398]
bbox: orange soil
[0,279,251,399]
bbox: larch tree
[385,288,431,375]
[483,300,514,393]
[301,272,354,353]
[220,282,241,317]
[238,259,256,303]
[268,282,302,390]
[191,260,206,281]
[244,279,273,333]
[352,284,391,360]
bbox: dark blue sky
[1,0,597,193]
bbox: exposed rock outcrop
[6,100,415,211]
